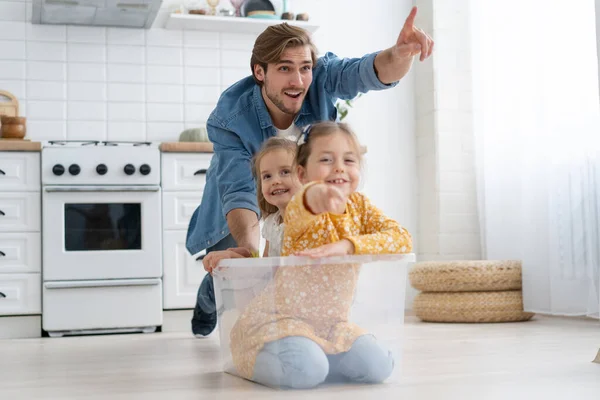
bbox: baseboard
[0,315,41,339]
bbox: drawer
[0,273,41,316]
[162,192,203,230]
[0,153,40,192]
[0,192,41,232]
[161,153,212,191]
[0,233,41,273]
[42,278,162,333]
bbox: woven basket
[413,290,535,323]
[409,260,522,292]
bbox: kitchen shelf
[164,13,319,34]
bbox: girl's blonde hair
[295,121,362,168]
[252,137,298,218]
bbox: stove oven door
[42,185,162,281]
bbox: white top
[276,124,301,141]
[261,211,285,257]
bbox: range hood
[32,0,163,29]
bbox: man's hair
[251,23,318,86]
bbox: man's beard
[263,82,304,115]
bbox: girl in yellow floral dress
[229,121,413,389]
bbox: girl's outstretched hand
[305,183,346,215]
[202,247,253,274]
[295,239,355,258]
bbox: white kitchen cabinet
[161,152,211,310]
[0,151,42,338]
[0,273,42,315]
[161,153,212,191]
[0,192,41,232]
[162,230,206,309]
[0,153,41,192]
[0,233,41,274]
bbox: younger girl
[229,121,413,389]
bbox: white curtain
[471,0,600,317]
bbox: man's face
[255,45,314,118]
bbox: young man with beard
[186,6,433,337]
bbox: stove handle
[44,278,161,289]
[44,185,160,193]
[194,169,208,176]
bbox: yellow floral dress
[229,183,413,379]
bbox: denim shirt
[185,51,398,255]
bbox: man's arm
[226,208,259,254]
[208,120,261,255]
[323,6,433,99]
[373,6,434,84]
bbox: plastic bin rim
[214,253,417,270]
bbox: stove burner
[102,141,152,147]
[48,140,100,146]
[46,140,152,147]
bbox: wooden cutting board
[160,142,214,153]
[0,90,19,118]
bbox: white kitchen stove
[41,140,163,337]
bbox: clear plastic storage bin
[213,254,415,389]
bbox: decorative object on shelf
[219,8,235,16]
[0,90,19,118]
[229,0,245,17]
[296,12,309,21]
[189,9,207,14]
[179,126,210,143]
[0,116,27,140]
[242,0,277,19]
[206,0,220,15]
[281,11,294,20]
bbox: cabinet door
[0,192,41,232]
[0,153,40,192]
[161,153,212,191]
[162,192,203,230]
[162,230,206,309]
[0,273,41,316]
[0,232,41,273]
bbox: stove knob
[124,164,136,175]
[139,164,151,175]
[52,164,65,176]
[68,164,81,176]
[96,164,108,175]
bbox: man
[186,6,433,336]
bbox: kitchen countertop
[0,140,41,152]
[160,142,214,153]
[160,142,367,154]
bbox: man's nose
[289,71,303,86]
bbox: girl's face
[260,149,301,211]
[298,130,360,198]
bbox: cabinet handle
[196,254,206,261]
[0,169,5,175]
[194,169,208,176]
[0,251,5,256]
[0,292,5,298]
[0,210,4,216]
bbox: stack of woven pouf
[410,260,535,323]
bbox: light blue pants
[251,335,394,389]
